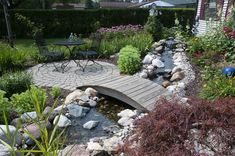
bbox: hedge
[0,8,195,38]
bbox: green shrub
[0,71,32,98]
[118,45,141,75]
[144,16,163,41]
[0,90,11,124]
[50,86,61,99]
[11,85,46,114]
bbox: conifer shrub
[118,45,141,75]
[120,97,235,156]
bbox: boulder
[24,121,52,140]
[139,72,148,79]
[117,109,137,118]
[170,71,185,82]
[171,66,182,75]
[60,145,89,156]
[151,40,165,48]
[118,117,134,127]
[53,115,71,128]
[43,106,53,117]
[83,121,99,130]
[142,54,154,64]
[88,99,98,107]
[0,125,22,145]
[162,81,171,88]
[64,89,84,105]
[0,144,11,156]
[152,58,165,68]
[147,70,156,79]
[86,142,103,152]
[84,88,98,97]
[147,65,154,71]
[67,104,90,117]
[103,136,122,152]
[23,133,34,145]
[10,118,22,127]
[154,45,164,54]
[175,48,184,52]
[21,111,37,121]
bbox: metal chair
[34,32,68,72]
[71,33,103,72]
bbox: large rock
[103,136,122,152]
[170,71,185,82]
[162,81,171,88]
[88,99,98,107]
[83,121,99,130]
[171,66,182,75]
[21,111,37,121]
[142,54,154,64]
[0,144,11,156]
[84,88,98,97]
[43,106,53,117]
[64,89,84,105]
[118,117,134,127]
[152,58,165,68]
[151,40,165,48]
[139,71,148,79]
[117,109,137,118]
[67,104,90,117]
[53,115,71,128]
[24,121,52,141]
[59,145,89,156]
[154,45,164,54]
[86,142,103,151]
[0,125,22,145]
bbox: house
[163,0,197,8]
[130,0,196,8]
[51,3,85,10]
[99,2,133,8]
[195,0,234,35]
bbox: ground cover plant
[120,97,235,156]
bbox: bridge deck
[78,75,168,111]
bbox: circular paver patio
[27,61,120,91]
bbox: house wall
[196,0,230,36]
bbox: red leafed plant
[119,97,235,156]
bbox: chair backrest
[34,32,49,54]
[90,32,102,51]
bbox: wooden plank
[142,91,167,107]
[129,83,161,98]
[101,76,132,88]
[124,82,157,95]
[113,78,142,92]
[145,92,169,111]
[123,82,154,95]
[109,77,140,89]
[136,88,166,105]
[85,76,123,86]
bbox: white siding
[196,0,229,35]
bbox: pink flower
[223,26,232,33]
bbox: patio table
[54,40,87,71]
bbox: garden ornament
[222,67,235,77]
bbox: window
[201,0,224,20]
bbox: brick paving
[27,61,120,91]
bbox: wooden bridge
[77,75,168,111]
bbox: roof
[51,3,85,9]
[99,2,133,8]
[163,0,197,5]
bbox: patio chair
[71,33,103,72]
[34,32,67,72]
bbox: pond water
[64,96,133,145]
